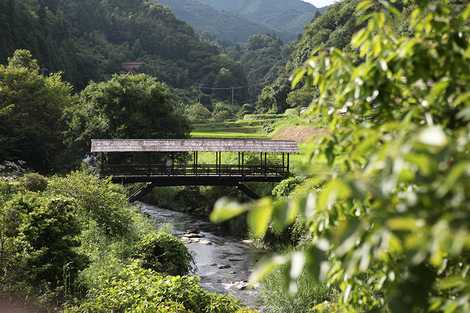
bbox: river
[138,202,264,308]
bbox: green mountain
[157,0,319,43]
[157,0,277,43]
[0,0,247,91]
[257,0,359,112]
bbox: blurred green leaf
[210,198,247,223]
[387,217,423,231]
[249,254,288,284]
[248,197,273,238]
[418,126,448,147]
[291,68,307,89]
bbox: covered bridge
[91,139,299,200]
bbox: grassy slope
[189,114,313,171]
[190,114,288,139]
[191,120,267,139]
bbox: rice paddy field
[190,114,285,139]
[189,113,314,173]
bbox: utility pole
[198,85,201,104]
[231,87,235,106]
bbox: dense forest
[0,0,247,91]
[1,0,470,312]
[157,0,278,43]
[157,0,319,43]
[257,0,358,112]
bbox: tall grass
[261,268,337,313]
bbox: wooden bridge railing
[101,163,289,177]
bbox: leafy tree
[0,50,75,172]
[47,171,134,238]
[65,74,190,160]
[212,1,470,312]
[247,34,283,51]
[212,102,239,121]
[185,102,212,122]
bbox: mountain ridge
[156,0,318,43]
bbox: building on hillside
[121,61,145,73]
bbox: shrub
[47,171,134,238]
[132,301,192,313]
[133,231,193,276]
[0,193,88,297]
[65,263,243,313]
[212,102,238,121]
[186,102,212,122]
[23,173,48,192]
[0,179,18,203]
[272,177,303,198]
[235,309,259,313]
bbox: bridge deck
[111,175,285,185]
[105,163,289,185]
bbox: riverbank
[139,202,264,308]
[0,172,257,313]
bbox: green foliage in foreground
[0,172,249,312]
[212,1,470,312]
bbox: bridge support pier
[237,183,260,200]
[129,182,155,202]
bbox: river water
[139,202,264,308]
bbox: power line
[197,79,274,104]
[198,80,272,91]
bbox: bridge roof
[91,139,299,153]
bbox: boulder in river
[235,281,249,290]
[199,239,212,245]
[184,232,203,239]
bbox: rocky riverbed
[139,202,264,308]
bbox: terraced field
[190,115,285,139]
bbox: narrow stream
[139,202,264,308]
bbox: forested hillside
[226,34,291,105]
[0,0,246,90]
[257,0,358,112]
[157,0,276,43]
[159,0,318,43]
